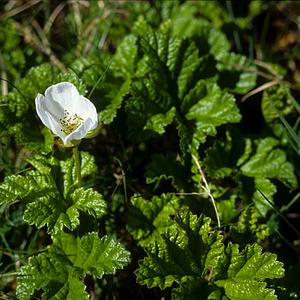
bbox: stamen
[59,109,83,135]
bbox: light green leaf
[127,193,180,246]
[185,82,241,147]
[99,77,131,125]
[111,35,137,78]
[71,188,107,219]
[217,52,257,94]
[0,171,57,205]
[215,279,277,300]
[24,187,107,234]
[56,232,131,278]
[215,243,284,300]
[45,275,89,300]
[0,154,103,234]
[253,178,277,217]
[17,253,69,300]
[144,107,176,134]
[226,243,284,280]
[241,137,297,188]
[24,195,65,232]
[262,84,294,123]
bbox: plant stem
[73,146,81,187]
[192,154,221,229]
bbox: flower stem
[73,146,81,187]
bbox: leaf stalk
[73,146,81,187]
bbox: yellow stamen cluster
[59,109,83,135]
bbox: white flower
[35,82,98,145]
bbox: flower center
[59,109,83,135]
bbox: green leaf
[71,188,107,219]
[68,233,131,277]
[241,137,297,188]
[0,171,57,205]
[127,193,180,246]
[60,151,97,196]
[215,279,277,300]
[17,232,130,300]
[23,195,66,233]
[217,52,257,94]
[233,207,269,244]
[122,18,241,154]
[24,186,106,234]
[17,252,70,300]
[203,129,246,179]
[135,208,284,299]
[99,77,131,125]
[185,82,241,148]
[45,275,89,300]
[144,107,176,134]
[145,153,187,190]
[262,84,294,123]
[0,154,104,234]
[111,35,137,78]
[172,4,230,59]
[136,209,224,289]
[215,243,284,300]
[172,280,221,300]
[253,178,277,217]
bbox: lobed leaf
[145,153,187,190]
[17,232,130,299]
[136,208,284,299]
[127,193,180,246]
[0,154,104,235]
[241,137,297,188]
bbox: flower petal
[35,93,66,139]
[44,82,83,115]
[77,96,98,124]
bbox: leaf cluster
[133,204,284,300]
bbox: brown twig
[241,79,280,102]
[0,0,41,20]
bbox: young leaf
[261,84,294,123]
[232,207,269,244]
[110,35,138,79]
